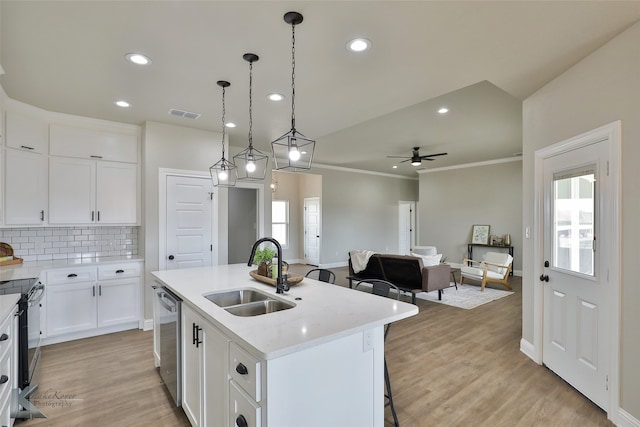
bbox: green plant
[252,247,276,265]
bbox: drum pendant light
[210,80,237,187]
[271,11,315,171]
[234,53,269,180]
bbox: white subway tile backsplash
[0,226,139,260]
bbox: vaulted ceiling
[2,1,639,176]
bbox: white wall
[522,21,640,421]
[142,120,223,318]
[418,159,522,270]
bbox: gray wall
[308,167,418,265]
[522,21,640,419]
[418,160,522,271]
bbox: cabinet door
[49,157,96,224]
[46,282,97,336]
[96,162,138,224]
[97,277,140,328]
[182,306,203,427]
[202,321,229,427]
[5,110,49,153]
[4,149,48,225]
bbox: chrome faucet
[248,237,289,294]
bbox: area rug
[414,283,514,309]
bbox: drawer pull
[236,415,248,427]
[115,269,125,274]
[235,363,248,375]
[67,273,78,278]
[20,145,35,150]
[0,334,8,342]
[0,375,8,384]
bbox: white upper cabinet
[50,124,138,163]
[49,157,138,225]
[4,149,48,225]
[5,110,49,154]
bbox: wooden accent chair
[460,252,513,291]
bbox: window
[272,200,289,247]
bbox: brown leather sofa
[348,253,451,304]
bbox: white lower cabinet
[182,305,229,427]
[44,262,141,343]
[179,301,383,427]
[0,297,19,427]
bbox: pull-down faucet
[248,237,289,294]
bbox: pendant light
[234,53,269,180]
[271,11,315,171]
[210,80,237,187]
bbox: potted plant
[252,247,276,277]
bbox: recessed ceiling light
[392,165,398,169]
[225,122,236,128]
[267,93,285,102]
[114,100,131,108]
[346,38,371,53]
[438,107,449,114]
[125,53,152,66]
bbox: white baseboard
[285,258,305,265]
[143,318,153,331]
[617,408,640,427]
[320,261,348,269]
[519,338,539,363]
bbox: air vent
[168,108,201,120]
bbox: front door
[166,175,214,269]
[541,139,609,409]
[304,197,320,266]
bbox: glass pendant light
[210,80,237,187]
[234,53,269,181]
[271,11,315,171]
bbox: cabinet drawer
[0,349,11,402]
[229,343,262,402]
[98,263,140,280]
[0,314,13,359]
[229,380,261,427]
[46,267,97,285]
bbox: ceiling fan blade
[387,155,410,159]
[420,152,448,159]
[398,158,411,163]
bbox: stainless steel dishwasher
[154,287,182,406]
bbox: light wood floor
[20,266,612,427]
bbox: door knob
[539,274,549,282]
[168,255,175,260]
[544,260,550,267]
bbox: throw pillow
[410,253,443,266]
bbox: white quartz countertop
[0,256,143,282]
[0,294,21,318]
[152,264,419,360]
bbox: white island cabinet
[152,264,418,427]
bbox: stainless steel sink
[225,299,295,317]
[204,288,271,307]
[203,288,295,316]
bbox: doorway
[534,121,620,415]
[228,187,258,264]
[398,201,416,255]
[303,197,320,266]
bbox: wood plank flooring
[19,266,612,427]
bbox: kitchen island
[152,263,418,427]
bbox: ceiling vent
[168,108,201,120]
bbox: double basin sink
[204,288,295,317]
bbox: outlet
[363,330,373,352]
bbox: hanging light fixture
[271,11,315,171]
[210,80,237,187]
[234,53,269,180]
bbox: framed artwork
[471,225,490,244]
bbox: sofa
[347,252,451,304]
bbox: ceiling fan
[388,147,448,166]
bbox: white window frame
[272,199,289,248]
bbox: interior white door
[166,175,213,269]
[304,197,320,266]
[542,139,609,409]
[398,202,415,255]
